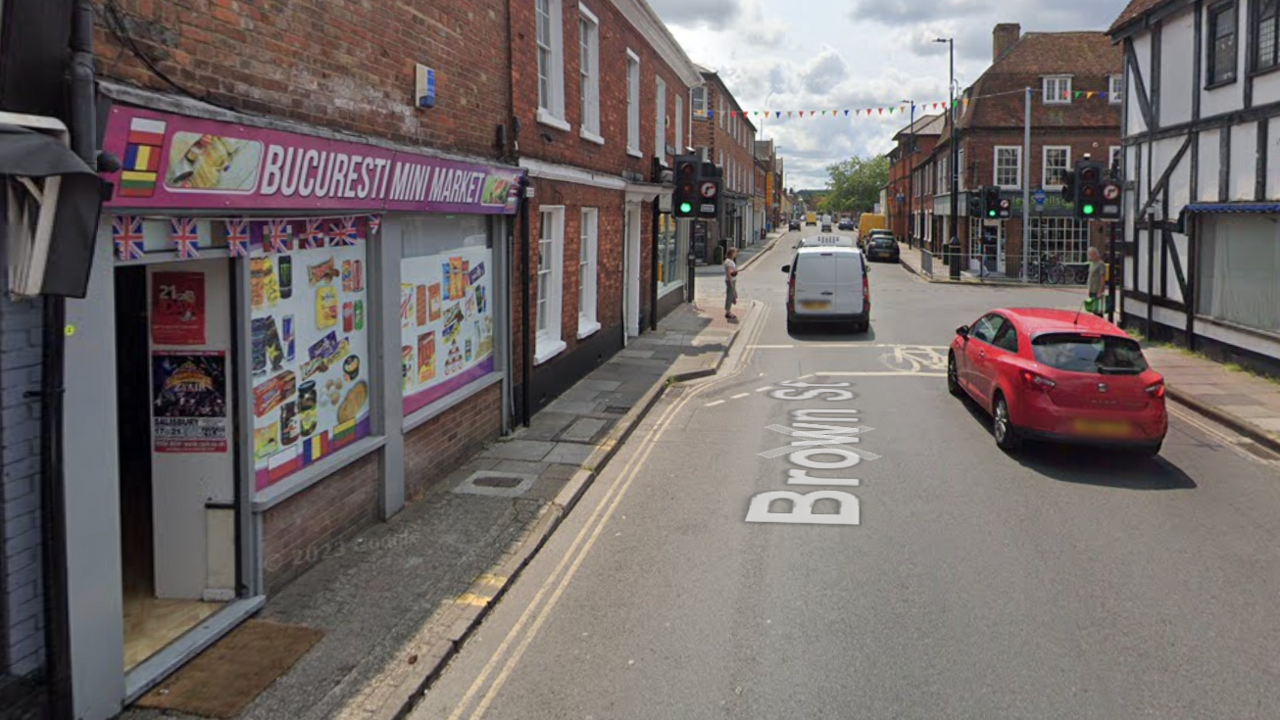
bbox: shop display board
[401,247,495,416]
[251,240,371,491]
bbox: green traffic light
[988,210,996,217]
[680,202,693,213]
[1082,204,1095,215]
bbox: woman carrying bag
[1085,246,1106,316]
[724,247,739,321]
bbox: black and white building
[1110,0,1280,375]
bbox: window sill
[1204,77,1238,91]
[627,148,644,158]
[534,337,568,365]
[537,109,571,133]
[1042,101,1072,106]
[580,129,605,145]
[577,318,601,339]
[1250,64,1280,79]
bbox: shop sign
[102,106,523,215]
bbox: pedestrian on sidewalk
[1086,246,1106,316]
[724,247,739,321]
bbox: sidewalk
[896,241,1030,286]
[1145,346,1280,454]
[123,301,755,720]
[694,231,784,277]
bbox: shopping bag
[1083,296,1098,314]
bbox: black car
[788,218,801,231]
[837,219,855,231]
[866,236,900,262]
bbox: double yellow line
[443,303,771,720]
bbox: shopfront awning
[1184,202,1280,214]
[1,116,104,298]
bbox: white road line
[705,400,726,407]
[731,393,750,399]
[813,371,948,377]
[755,387,773,392]
[748,344,795,349]
[748,343,949,350]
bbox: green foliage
[821,155,890,215]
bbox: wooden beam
[1258,120,1269,201]
[1192,0,1203,122]
[1151,24,1162,131]
[1163,226,1188,301]
[1125,39,1157,132]
[1137,134,1193,219]
[1219,127,1230,202]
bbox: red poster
[151,271,206,345]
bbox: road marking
[455,593,491,608]
[755,387,773,392]
[748,344,795,349]
[804,371,947,377]
[732,393,750,399]
[748,343,949,350]
[704,400,725,407]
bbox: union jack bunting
[170,217,200,259]
[225,219,250,258]
[112,215,145,261]
[367,214,382,237]
[267,220,292,254]
[304,219,326,249]
[331,216,360,247]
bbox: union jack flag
[112,215,145,261]
[304,219,326,249]
[367,215,382,237]
[225,219,250,258]
[267,220,292,254]
[331,216,360,247]
[170,217,200,260]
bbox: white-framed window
[577,5,601,143]
[1109,145,1122,175]
[1043,146,1070,188]
[674,95,683,154]
[1109,75,1123,104]
[1043,76,1072,104]
[994,146,1022,188]
[1030,217,1091,264]
[626,50,640,157]
[536,207,566,363]
[655,76,667,164]
[536,0,568,130]
[719,95,724,128]
[692,86,707,118]
[578,208,599,338]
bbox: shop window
[251,218,373,492]
[536,207,566,363]
[1031,217,1091,264]
[578,208,599,338]
[657,212,683,291]
[626,51,640,156]
[1198,215,1280,334]
[399,215,499,419]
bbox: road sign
[701,181,717,198]
[1103,184,1121,201]
[1033,188,1047,206]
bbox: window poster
[152,351,228,453]
[401,246,495,416]
[151,271,206,345]
[251,236,371,492]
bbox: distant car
[865,236,900,262]
[782,245,869,333]
[837,219,855,231]
[948,308,1167,456]
[820,221,833,232]
[788,218,801,231]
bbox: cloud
[800,49,848,94]
[645,0,742,28]
[851,0,990,24]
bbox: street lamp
[935,36,960,279]
[901,99,915,248]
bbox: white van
[782,245,870,333]
[795,234,856,250]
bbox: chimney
[993,23,1021,62]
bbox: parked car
[948,308,1167,456]
[788,218,801,231]
[837,219,855,231]
[782,246,870,333]
[865,236,900,262]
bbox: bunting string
[697,88,1114,122]
[109,214,384,261]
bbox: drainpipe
[650,202,659,331]
[37,1,98,716]
[519,176,532,427]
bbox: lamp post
[935,36,960,278]
[901,99,915,247]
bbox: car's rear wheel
[1133,440,1163,458]
[787,316,798,334]
[947,352,961,397]
[993,395,1022,452]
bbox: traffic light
[1075,160,1105,219]
[984,186,1002,219]
[968,191,985,218]
[673,155,700,218]
[697,162,722,219]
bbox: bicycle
[1029,253,1066,284]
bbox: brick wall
[262,452,379,593]
[509,0,693,177]
[404,384,502,501]
[93,0,511,158]
[0,288,45,677]
[960,132,1121,192]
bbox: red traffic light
[1081,167,1100,183]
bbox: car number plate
[799,300,831,310]
[1073,419,1132,437]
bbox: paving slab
[1145,346,1280,453]
[480,440,555,462]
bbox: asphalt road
[411,228,1280,720]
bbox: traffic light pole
[1108,219,1118,323]
[948,40,960,280]
[1021,87,1031,282]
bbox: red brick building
[691,68,760,261]
[886,113,944,243]
[923,24,1122,279]
[511,0,701,412]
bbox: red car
[947,308,1167,456]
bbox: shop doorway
[115,260,238,671]
[624,204,641,341]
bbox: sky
[646,0,1126,190]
